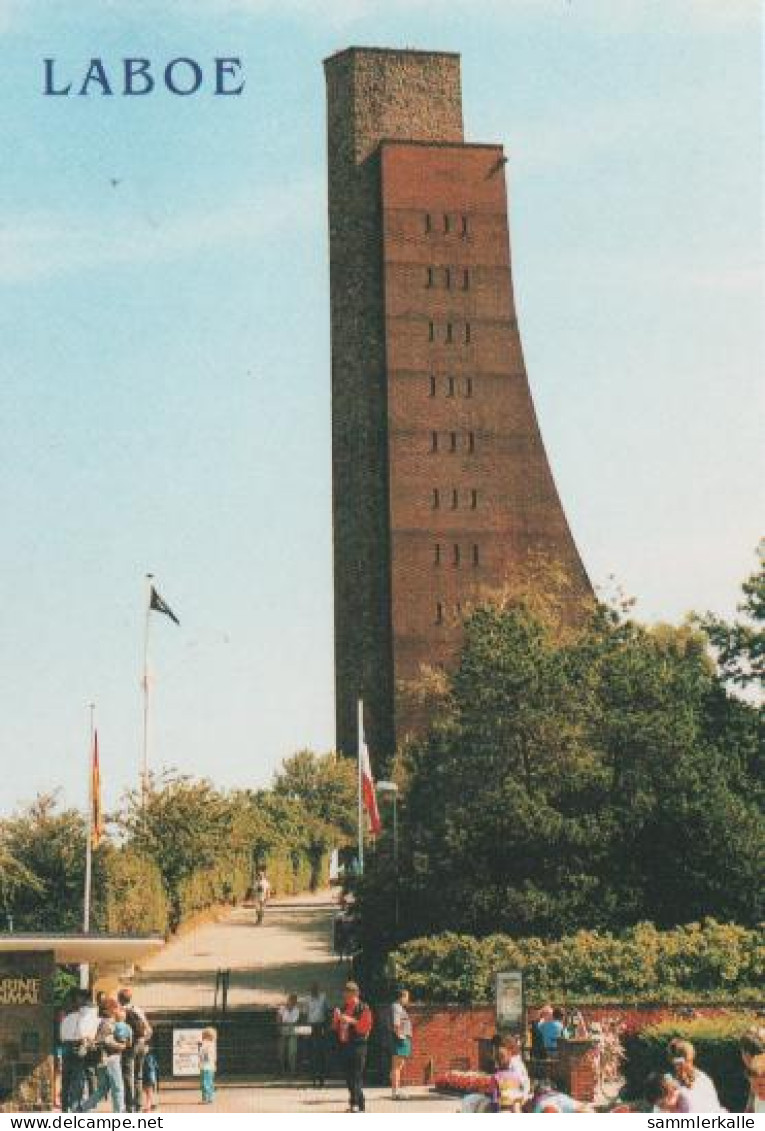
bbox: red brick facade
[325,48,590,764]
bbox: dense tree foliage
[697,539,765,691]
[0,751,351,933]
[356,554,764,958]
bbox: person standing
[390,988,413,1100]
[78,998,128,1112]
[306,982,328,1087]
[199,1028,217,1104]
[277,994,301,1075]
[117,987,153,1113]
[59,993,81,1111]
[254,869,271,925]
[141,1048,160,1112]
[332,980,373,1112]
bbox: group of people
[478,1024,765,1114]
[274,982,413,1112]
[644,1032,765,1115]
[58,986,157,1114]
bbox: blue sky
[0,0,761,816]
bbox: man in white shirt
[60,994,81,1111]
[277,994,301,1075]
[306,983,328,1087]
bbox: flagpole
[357,698,364,877]
[141,572,153,806]
[81,702,95,989]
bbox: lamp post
[376,781,399,935]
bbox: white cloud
[0,175,323,283]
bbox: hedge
[389,920,764,1004]
[622,1013,759,1113]
[99,849,169,936]
[175,848,328,925]
[176,851,251,925]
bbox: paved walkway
[152,1083,459,1114]
[133,891,348,1010]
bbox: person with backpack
[332,981,373,1112]
[78,997,129,1112]
[117,987,153,1113]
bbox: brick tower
[324,47,590,766]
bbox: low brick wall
[397,1002,759,1091]
[397,1004,495,1085]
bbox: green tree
[698,540,765,691]
[120,772,244,927]
[0,794,88,931]
[356,584,763,960]
[0,835,42,927]
[272,750,356,886]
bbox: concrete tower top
[324,46,464,166]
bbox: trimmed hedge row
[389,921,764,1004]
[96,846,329,937]
[101,849,170,935]
[622,1014,758,1113]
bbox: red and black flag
[149,584,180,625]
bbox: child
[142,1050,159,1112]
[113,1009,133,1050]
[490,1043,530,1112]
[645,1072,690,1112]
[199,1028,217,1104]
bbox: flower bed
[434,1069,493,1095]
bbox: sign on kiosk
[495,970,524,1032]
[173,1027,203,1076]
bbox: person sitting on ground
[490,1041,531,1112]
[740,1028,765,1114]
[667,1038,725,1113]
[645,1071,690,1113]
[528,1077,591,1113]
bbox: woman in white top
[668,1038,725,1113]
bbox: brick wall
[324,47,464,770]
[380,141,591,740]
[324,47,592,764]
[396,1002,758,1092]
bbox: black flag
[149,585,180,626]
